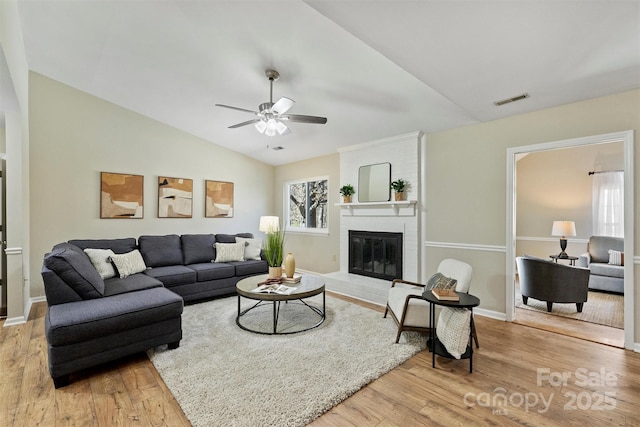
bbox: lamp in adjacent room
[259,216,280,234]
[551,220,576,259]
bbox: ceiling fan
[215,69,327,136]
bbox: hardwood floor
[514,307,625,348]
[2,295,639,426]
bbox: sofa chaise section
[42,241,183,388]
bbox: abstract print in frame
[158,176,193,218]
[205,180,234,218]
[100,172,144,218]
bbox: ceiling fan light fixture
[255,120,267,133]
[215,68,327,136]
[276,120,288,135]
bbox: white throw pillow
[608,249,624,266]
[84,248,117,279]
[235,237,262,261]
[214,242,245,263]
[110,249,147,278]
[436,307,471,359]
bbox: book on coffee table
[431,288,460,301]
[252,284,297,295]
[281,274,302,284]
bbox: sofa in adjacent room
[577,235,624,294]
[41,232,268,387]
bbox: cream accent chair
[384,259,473,344]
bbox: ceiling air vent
[269,145,285,151]
[494,93,529,106]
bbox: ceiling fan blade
[281,114,328,124]
[271,97,295,115]
[215,104,258,115]
[228,119,261,129]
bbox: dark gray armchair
[516,256,590,313]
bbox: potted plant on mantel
[340,184,355,203]
[263,227,286,278]
[390,179,407,201]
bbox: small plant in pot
[390,179,407,201]
[263,228,286,278]
[340,184,355,203]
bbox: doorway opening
[506,131,634,350]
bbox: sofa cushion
[588,236,624,264]
[232,260,269,276]
[589,262,624,279]
[215,233,253,243]
[187,263,236,281]
[45,287,183,347]
[139,235,183,267]
[181,234,216,264]
[103,273,164,296]
[144,265,196,287]
[608,250,624,266]
[214,242,245,262]
[83,248,117,279]
[44,243,105,299]
[110,250,148,278]
[69,238,137,254]
[236,237,262,261]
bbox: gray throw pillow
[426,272,457,291]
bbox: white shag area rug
[148,294,426,427]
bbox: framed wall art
[158,176,193,218]
[205,180,234,218]
[100,172,144,219]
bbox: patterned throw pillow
[436,307,472,359]
[426,272,457,291]
[214,242,245,263]
[608,249,624,266]
[235,237,262,260]
[110,249,147,278]
[84,248,117,279]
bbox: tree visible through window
[287,178,328,231]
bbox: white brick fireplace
[322,132,426,305]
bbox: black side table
[422,290,480,373]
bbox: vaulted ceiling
[16,1,640,165]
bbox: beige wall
[28,73,274,298]
[274,153,340,273]
[425,89,639,339]
[516,142,624,258]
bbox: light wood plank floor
[2,295,639,426]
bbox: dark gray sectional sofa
[41,232,268,387]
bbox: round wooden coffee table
[236,274,325,335]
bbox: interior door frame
[1,157,5,317]
[506,130,634,350]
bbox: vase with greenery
[264,228,285,278]
[340,184,355,203]
[390,179,407,201]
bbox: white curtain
[592,171,624,237]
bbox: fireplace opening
[349,230,403,281]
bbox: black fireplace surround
[349,230,403,281]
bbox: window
[592,171,624,237]
[286,177,328,233]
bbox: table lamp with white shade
[259,216,280,234]
[551,220,576,259]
